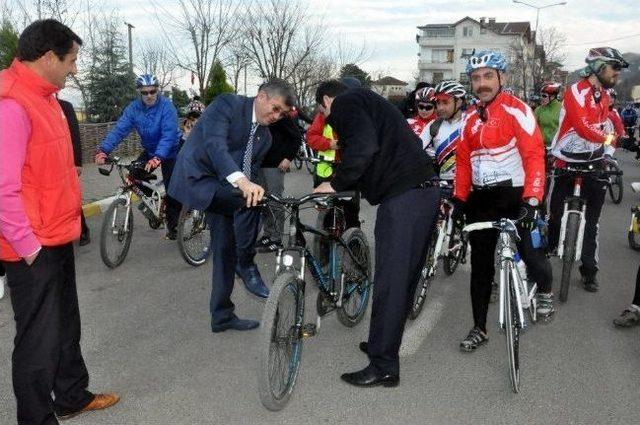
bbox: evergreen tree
[0,19,19,70]
[339,63,372,88]
[86,21,136,122]
[171,86,190,111]
[204,60,234,105]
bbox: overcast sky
[11,0,638,96]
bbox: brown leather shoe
[58,393,120,420]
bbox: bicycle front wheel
[503,263,520,393]
[177,207,211,266]
[257,271,305,411]
[336,228,372,327]
[100,197,134,268]
[559,211,581,303]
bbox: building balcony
[418,60,455,71]
[418,36,455,48]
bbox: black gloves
[450,197,466,226]
[519,202,539,230]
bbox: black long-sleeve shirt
[58,98,82,167]
[326,88,435,205]
[262,116,302,168]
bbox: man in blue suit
[169,79,296,332]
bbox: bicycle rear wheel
[257,271,305,411]
[100,197,133,268]
[336,228,372,327]
[177,207,211,266]
[607,163,623,204]
[559,211,581,303]
[409,231,438,320]
[503,262,520,393]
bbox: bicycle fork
[557,178,586,260]
[111,192,133,233]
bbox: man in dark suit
[314,80,440,387]
[169,79,296,332]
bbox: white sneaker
[0,274,5,300]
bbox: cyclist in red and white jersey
[407,86,436,144]
[422,80,466,181]
[452,50,554,351]
[548,47,628,292]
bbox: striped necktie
[242,122,259,176]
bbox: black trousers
[466,187,553,333]
[367,187,440,375]
[2,244,93,425]
[633,264,640,306]
[548,171,607,277]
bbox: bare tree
[536,26,568,83]
[332,34,371,69]
[289,51,336,110]
[151,0,240,98]
[242,0,324,80]
[138,39,176,91]
[224,38,252,94]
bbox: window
[460,48,474,58]
[463,26,473,37]
[433,72,444,84]
[431,49,454,63]
[425,28,455,38]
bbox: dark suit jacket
[326,88,435,205]
[168,94,272,211]
[262,116,302,168]
[58,99,82,167]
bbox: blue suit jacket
[168,94,272,211]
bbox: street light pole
[124,22,135,75]
[512,0,566,93]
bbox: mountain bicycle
[98,157,209,268]
[463,218,538,393]
[256,192,371,411]
[554,162,622,302]
[410,181,467,320]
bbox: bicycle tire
[607,164,623,204]
[257,271,305,411]
[504,262,520,393]
[336,228,372,327]
[443,223,465,275]
[100,197,134,268]
[409,231,438,320]
[559,212,581,303]
[628,211,640,251]
[177,206,211,267]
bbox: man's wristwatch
[526,197,539,207]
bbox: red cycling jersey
[608,108,625,141]
[407,114,436,141]
[454,91,546,202]
[551,78,612,162]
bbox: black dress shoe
[235,265,269,298]
[211,317,259,333]
[340,365,399,388]
[359,341,368,354]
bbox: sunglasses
[609,62,623,71]
[140,89,158,96]
[417,103,434,111]
[540,94,550,98]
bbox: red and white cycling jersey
[454,92,546,202]
[407,114,436,142]
[550,79,612,162]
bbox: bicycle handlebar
[262,191,356,207]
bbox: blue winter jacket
[100,95,181,160]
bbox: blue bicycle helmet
[136,74,158,88]
[466,50,508,75]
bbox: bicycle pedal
[301,323,317,339]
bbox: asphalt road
[1,156,639,425]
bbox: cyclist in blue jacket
[95,74,182,239]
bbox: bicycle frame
[557,176,587,260]
[108,159,166,221]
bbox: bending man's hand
[313,182,336,194]
[236,177,265,207]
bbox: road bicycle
[463,218,538,393]
[98,157,209,268]
[410,181,467,320]
[256,192,371,411]
[554,163,622,302]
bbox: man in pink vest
[0,20,119,424]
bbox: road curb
[82,194,139,218]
